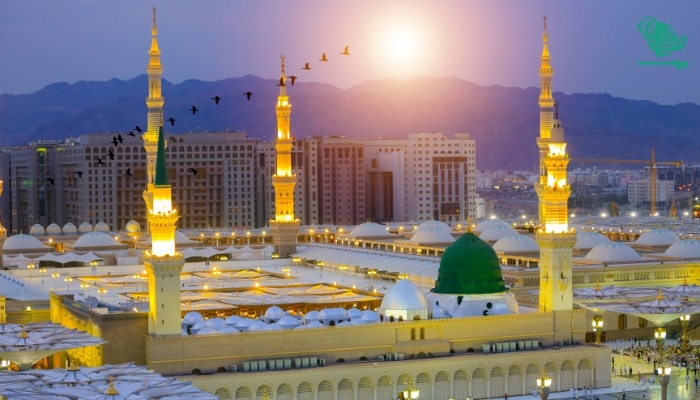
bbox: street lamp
[97,288,107,301]
[27,263,35,277]
[401,381,419,400]
[80,283,89,297]
[537,372,552,400]
[654,327,666,350]
[52,273,60,289]
[282,267,290,284]
[680,314,691,353]
[367,269,377,291]
[64,277,73,291]
[39,268,46,284]
[338,265,348,281]
[592,315,604,344]
[658,364,672,400]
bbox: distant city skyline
[2,0,699,105]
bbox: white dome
[475,218,511,233]
[380,279,429,311]
[295,320,325,329]
[175,231,199,244]
[225,315,242,326]
[45,223,61,236]
[94,222,110,233]
[479,225,517,241]
[318,308,347,319]
[2,234,49,251]
[78,222,93,234]
[347,307,362,319]
[247,320,271,331]
[665,239,700,258]
[204,318,227,329]
[264,306,284,320]
[276,315,301,328]
[125,220,141,233]
[235,318,253,330]
[29,224,45,236]
[217,326,240,334]
[585,243,641,262]
[303,310,319,322]
[410,227,455,243]
[62,222,78,234]
[493,234,539,252]
[635,229,680,246]
[195,327,218,335]
[575,231,611,250]
[183,311,204,324]
[415,220,452,233]
[361,310,379,322]
[73,232,120,248]
[347,222,392,237]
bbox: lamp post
[654,327,666,350]
[592,315,604,344]
[537,372,552,400]
[64,277,73,291]
[52,273,60,289]
[658,364,672,400]
[339,265,348,281]
[39,268,46,284]
[97,288,107,301]
[680,314,691,353]
[80,283,89,297]
[281,267,290,284]
[400,381,419,400]
[27,263,35,278]
[367,269,377,291]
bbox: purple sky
[2,0,699,105]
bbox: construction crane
[572,149,684,216]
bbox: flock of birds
[61,46,351,182]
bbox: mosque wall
[181,346,610,400]
[146,311,588,376]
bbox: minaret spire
[270,54,300,258]
[535,15,555,226]
[143,6,165,215]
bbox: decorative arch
[377,374,393,400]
[235,386,252,400]
[318,380,334,400]
[560,360,575,390]
[416,372,432,399]
[358,377,374,400]
[508,364,523,396]
[490,366,506,398]
[578,358,593,387]
[435,370,450,400]
[338,378,354,400]
[297,382,314,400]
[276,383,293,400]
[215,387,232,400]
[454,368,469,399]
[255,385,272,400]
[472,368,487,399]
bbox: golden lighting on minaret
[541,104,571,233]
[535,15,555,226]
[270,54,301,258]
[143,6,164,213]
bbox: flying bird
[302,63,311,70]
[188,167,198,175]
[108,149,115,160]
[190,105,198,115]
[127,131,136,137]
[288,76,297,86]
[75,171,83,178]
[341,46,350,55]
[96,157,104,165]
[134,126,143,133]
[125,168,132,176]
[46,178,54,185]
[243,91,253,100]
[277,77,286,87]
[319,52,328,62]
[111,136,119,147]
[167,117,176,126]
[117,134,123,143]
[211,96,221,105]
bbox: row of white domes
[28,221,142,236]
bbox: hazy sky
[2,0,699,105]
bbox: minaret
[0,181,5,269]
[269,55,300,258]
[536,103,576,320]
[534,16,555,225]
[144,126,183,336]
[143,6,164,213]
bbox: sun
[384,27,419,64]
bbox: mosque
[4,11,699,400]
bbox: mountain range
[1,75,699,170]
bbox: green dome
[433,232,506,294]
